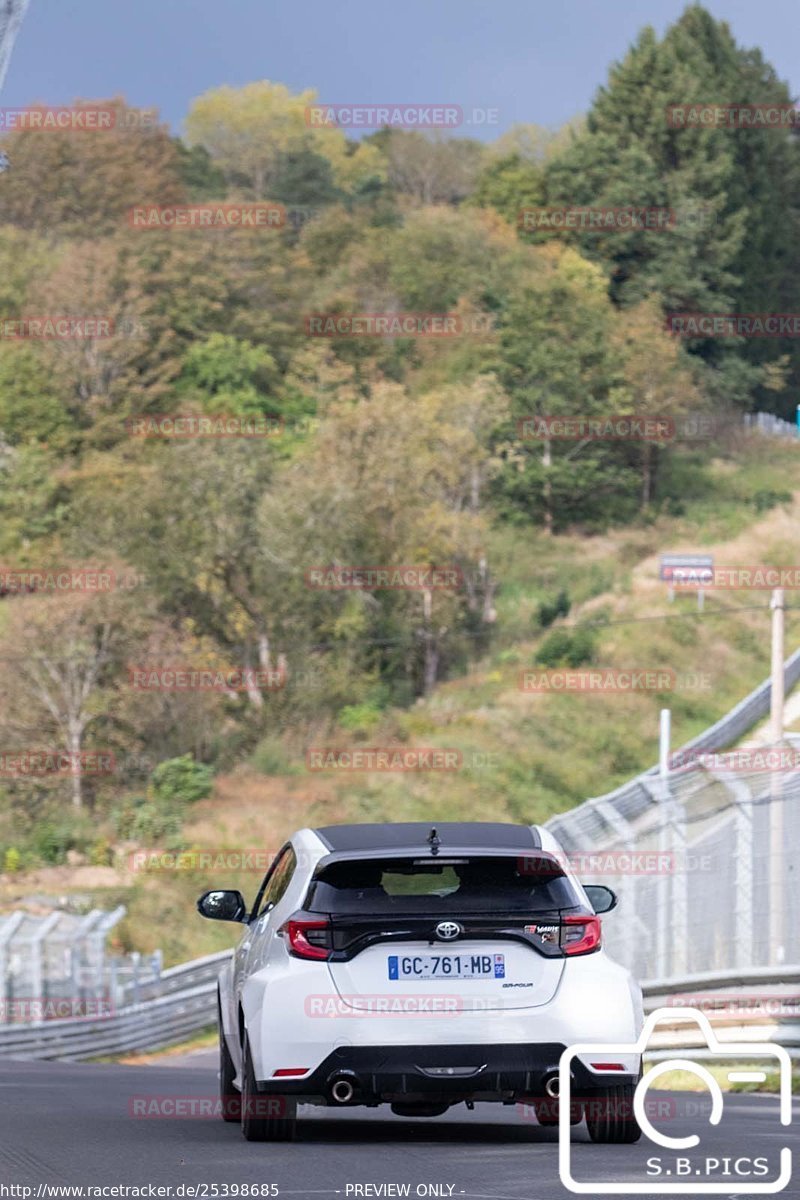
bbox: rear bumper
[256,1041,639,1102]
[239,947,643,1090]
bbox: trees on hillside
[184,81,385,202]
[0,5,797,825]
[543,4,800,412]
[0,98,185,236]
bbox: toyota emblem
[435,921,462,941]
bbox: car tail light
[560,914,601,956]
[281,917,332,960]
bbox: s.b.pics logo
[558,1008,793,1194]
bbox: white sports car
[198,821,643,1142]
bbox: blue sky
[2,0,798,139]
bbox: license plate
[387,953,505,980]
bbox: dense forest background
[1,4,800,888]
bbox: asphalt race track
[0,1053,797,1200]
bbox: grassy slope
[3,436,800,965]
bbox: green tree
[177,333,280,417]
[257,377,508,698]
[469,152,546,228]
[0,98,185,236]
[185,81,384,202]
[544,5,800,410]
[494,245,636,531]
[385,131,485,205]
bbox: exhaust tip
[332,1079,354,1103]
[328,1072,359,1104]
[544,1073,560,1099]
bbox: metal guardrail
[2,956,796,1061]
[0,950,230,1060]
[133,948,230,1002]
[547,646,800,844]
[643,968,800,1060]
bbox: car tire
[585,1084,641,1144]
[241,1036,297,1142]
[218,1000,240,1122]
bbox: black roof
[313,821,541,853]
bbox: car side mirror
[584,884,618,914]
[196,889,248,923]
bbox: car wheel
[241,1036,297,1142]
[530,1097,582,1127]
[218,1000,240,1122]
[585,1084,641,1144]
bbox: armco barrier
[643,967,800,1060]
[0,952,230,1061]
[1,958,797,1062]
[132,948,231,1002]
[548,646,800,845]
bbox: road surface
[0,1053,796,1199]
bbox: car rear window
[305,855,581,914]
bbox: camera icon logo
[558,1006,793,1194]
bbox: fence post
[91,906,126,1009]
[69,911,105,1012]
[711,770,754,970]
[130,951,141,1007]
[668,791,688,978]
[30,913,63,1018]
[0,912,25,1022]
[595,800,637,971]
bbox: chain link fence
[546,649,800,985]
[0,906,162,1022]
